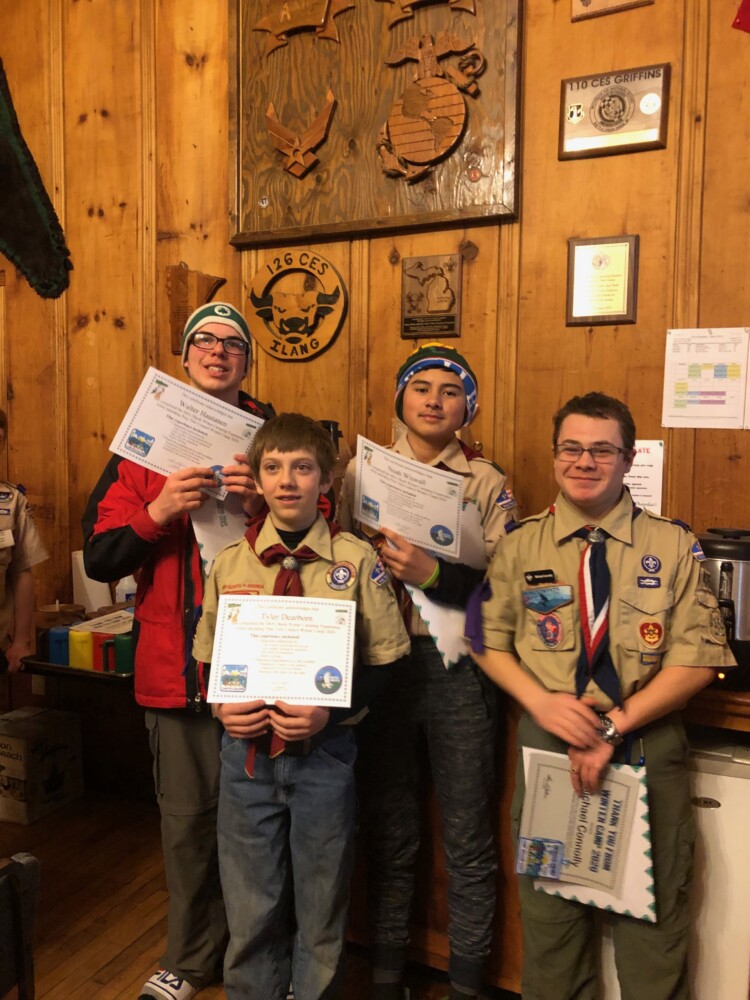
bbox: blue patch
[522,585,573,613]
[0,508,9,516]
[691,540,707,562]
[0,492,11,501]
[506,519,523,534]
[326,561,357,590]
[370,558,388,587]
[536,612,563,649]
[495,487,516,511]
[640,652,662,667]
[637,576,661,588]
[430,524,454,547]
[641,554,661,574]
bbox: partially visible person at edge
[82,302,274,1000]
[337,342,517,1000]
[0,407,49,673]
[472,391,736,1000]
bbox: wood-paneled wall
[3,0,748,606]
[2,1,748,990]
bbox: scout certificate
[205,595,355,708]
[353,435,464,558]
[516,749,655,921]
[110,367,263,500]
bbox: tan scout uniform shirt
[193,513,410,672]
[338,433,515,636]
[482,490,736,710]
[0,482,48,643]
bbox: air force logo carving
[248,250,348,361]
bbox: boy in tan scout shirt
[338,343,516,1000]
[193,413,410,1000]
[474,392,736,1000]
[0,408,48,672]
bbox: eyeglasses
[190,332,248,356]
[553,442,629,463]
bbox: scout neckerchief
[557,500,642,707]
[242,511,341,776]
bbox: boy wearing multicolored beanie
[338,342,517,1000]
[83,303,274,1000]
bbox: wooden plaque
[230,0,520,247]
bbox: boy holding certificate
[193,413,410,1000]
[337,343,516,1000]
[473,392,735,999]
[83,302,273,1000]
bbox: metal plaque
[400,254,462,339]
[559,64,670,160]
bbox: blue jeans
[218,729,357,1000]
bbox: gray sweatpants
[146,708,228,989]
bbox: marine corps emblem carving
[377,32,486,183]
[247,250,348,362]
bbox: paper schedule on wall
[661,328,750,429]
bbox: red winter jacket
[81,391,274,709]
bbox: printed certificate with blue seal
[353,435,464,557]
[517,748,655,921]
[205,595,355,707]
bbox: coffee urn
[699,528,750,690]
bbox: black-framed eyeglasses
[190,332,248,356]
[553,442,629,464]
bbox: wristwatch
[597,713,624,747]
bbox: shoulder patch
[494,487,517,511]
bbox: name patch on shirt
[222,583,264,596]
[637,576,661,589]
[524,569,556,586]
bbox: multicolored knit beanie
[181,302,253,363]
[395,342,478,426]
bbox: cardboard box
[0,708,83,824]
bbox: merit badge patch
[637,576,661,589]
[641,554,661,574]
[639,620,664,648]
[495,487,516,511]
[536,613,563,649]
[691,540,707,562]
[327,561,357,590]
[370,558,389,587]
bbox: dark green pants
[512,712,695,1000]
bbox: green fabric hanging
[0,59,72,298]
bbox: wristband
[418,562,440,591]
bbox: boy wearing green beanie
[338,342,517,1000]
